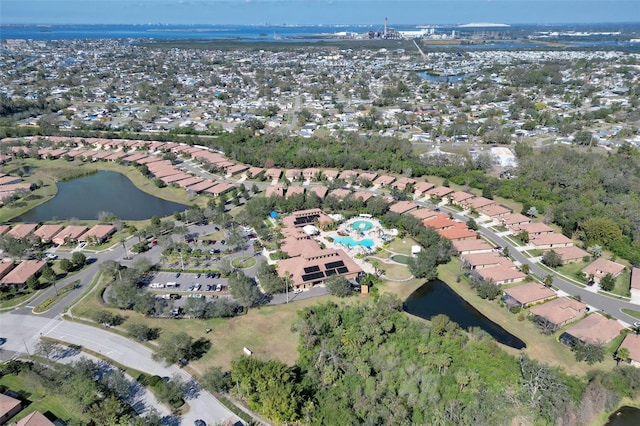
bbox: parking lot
[147,271,230,303]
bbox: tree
[126,323,158,341]
[229,272,263,307]
[58,258,73,273]
[155,374,186,406]
[580,217,623,247]
[516,230,530,244]
[599,273,616,292]
[324,275,352,298]
[573,341,605,365]
[542,250,562,268]
[35,340,61,360]
[202,366,230,393]
[543,274,554,287]
[615,347,630,366]
[408,248,439,281]
[526,206,538,217]
[466,217,479,231]
[71,251,86,267]
[153,332,194,365]
[41,265,56,282]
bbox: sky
[1,0,639,25]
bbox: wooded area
[224,296,640,425]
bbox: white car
[633,321,640,328]
[293,288,303,294]
[45,253,58,259]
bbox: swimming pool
[351,220,374,232]
[332,234,374,248]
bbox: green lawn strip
[621,308,640,320]
[613,271,631,297]
[537,262,587,288]
[231,256,256,269]
[390,254,412,265]
[33,280,81,313]
[0,372,78,423]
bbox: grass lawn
[231,256,256,269]
[390,254,412,264]
[437,259,615,376]
[379,263,413,281]
[621,308,640,320]
[613,271,631,297]
[557,261,590,281]
[0,373,80,424]
[384,236,418,255]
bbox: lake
[14,171,188,221]
[605,406,640,426]
[404,280,526,349]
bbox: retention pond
[15,170,188,221]
[404,279,526,349]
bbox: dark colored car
[194,420,206,426]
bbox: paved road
[0,312,242,425]
[436,203,640,326]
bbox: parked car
[196,273,201,278]
[205,284,213,291]
[188,293,203,299]
[195,419,206,426]
[215,284,222,292]
[175,272,181,278]
[187,285,195,291]
[45,253,58,260]
[294,288,303,294]
[193,283,201,291]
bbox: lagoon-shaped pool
[332,234,374,249]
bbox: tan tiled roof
[619,333,640,363]
[529,297,587,326]
[503,282,556,305]
[564,313,624,345]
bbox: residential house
[560,313,624,346]
[503,282,556,308]
[205,183,234,197]
[225,164,249,177]
[329,188,351,199]
[529,297,588,331]
[500,213,531,228]
[631,267,640,302]
[7,223,38,239]
[530,233,574,249]
[618,333,640,367]
[373,175,395,187]
[247,167,264,179]
[308,186,328,200]
[322,170,339,181]
[438,226,478,241]
[479,204,511,218]
[352,191,374,203]
[0,393,22,425]
[452,239,494,255]
[10,410,57,426]
[52,226,88,246]
[409,208,439,221]
[285,186,305,198]
[187,180,216,193]
[549,246,590,265]
[264,168,282,180]
[426,185,454,199]
[582,258,626,284]
[33,224,65,243]
[510,222,554,236]
[0,260,47,288]
[392,177,416,191]
[449,191,474,206]
[302,168,321,181]
[285,169,302,182]
[414,181,435,195]
[80,224,116,244]
[389,201,418,215]
[462,196,494,211]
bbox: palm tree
[119,237,128,259]
[615,347,630,366]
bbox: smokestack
[384,17,388,36]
